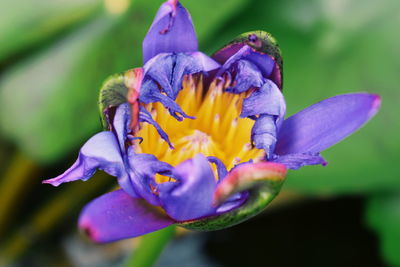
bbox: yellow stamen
[135,75,265,182]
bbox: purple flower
[43,0,381,243]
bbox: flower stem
[0,151,38,238]
[124,226,176,267]
[0,172,112,264]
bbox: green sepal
[237,31,282,73]
[178,162,287,231]
[213,30,283,88]
[98,68,143,129]
[98,72,129,129]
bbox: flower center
[134,75,265,177]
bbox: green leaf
[0,0,247,163]
[0,14,118,163]
[366,193,400,266]
[124,226,176,267]
[0,0,101,62]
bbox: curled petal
[213,31,283,89]
[225,60,264,94]
[241,79,286,124]
[140,79,193,121]
[43,132,126,187]
[179,162,287,231]
[139,106,173,148]
[251,115,277,157]
[79,189,174,243]
[143,1,198,63]
[275,93,381,155]
[217,45,276,93]
[207,156,228,181]
[271,153,327,170]
[143,53,218,100]
[218,45,275,78]
[127,151,174,206]
[241,80,286,157]
[158,154,217,221]
[113,103,131,153]
[215,191,249,214]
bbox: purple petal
[143,1,198,63]
[139,106,173,148]
[158,154,217,221]
[207,156,228,181]
[79,189,174,243]
[143,53,218,100]
[251,115,277,157]
[225,60,264,94]
[190,51,221,72]
[141,52,218,121]
[213,43,246,64]
[271,153,327,170]
[43,132,126,187]
[217,45,276,93]
[275,93,381,155]
[215,191,249,214]
[140,78,193,121]
[241,79,286,122]
[113,103,131,153]
[240,80,286,157]
[127,150,174,206]
[219,45,275,77]
[205,157,249,214]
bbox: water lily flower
[43,0,381,243]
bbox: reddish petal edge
[213,162,287,206]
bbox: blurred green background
[0,0,399,266]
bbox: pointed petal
[143,1,198,63]
[140,79,193,121]
[275,93,381,155]
[79,189,174,243]
[127,151,174,206]
[139,106,173,148]
[113,103,131,153]
[158,154,217,221]
[43,132,126,186]
[272,153,327,170]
